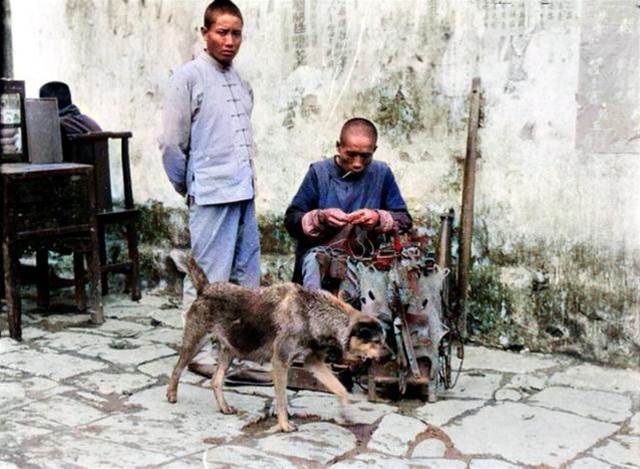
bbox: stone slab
[161,456,206,469]
[256,422,356,464]
[103,295,170,321]
[225,385,279,398]
[529,387,632,423]
[128,383,268,424]
[442,372,503,400]
[0,419,51,449]
[469,459,522,469]
[409,459,467,469]
[629,412,640,435]
[137,356,205,385]
[0,368,23,380]
[18,431,172,468]
[0,338,28,355]
[74,390,111,406]
[331,453,410,469]
[70,319,153,338]
[495,388,522,401]
[32,313,92,327]
[77,339,176,369]
[18,326,48,341]
[85,384,268,457]
[445,402,618,466]
[0,349,107,380]
[415,399,486,427]
[335,455,465,469]
[8,394,106,429]
[549,364,640,395]
[412,438,447,458]
[0,376,68,411]
[148,309,185,329]
[204,445,296,469]
[461,346,559,373]
[568,457,614,469]
[288,392,396,424]
[507,374,547,394]
[34,331,114,352]
[590,435,640,468]
[368,413,427,456]
[0,459,21,469]
[140,327,183,346]
[159,456,204,469]
[0,382,25,409]
[74,370,157,395]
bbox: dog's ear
[350,321,380,342]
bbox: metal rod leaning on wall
[457,77,481,339]
[437,208,455,319]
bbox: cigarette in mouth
[341,171,352,179]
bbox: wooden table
[1,163,103,340]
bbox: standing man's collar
[199,50,232,72]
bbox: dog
[166,258,387,432]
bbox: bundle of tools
[304,226,463,401]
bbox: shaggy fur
[166,258,386,432]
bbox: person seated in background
[39,81,101,140]
[284,117,412,291]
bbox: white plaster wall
[10,0,640,257]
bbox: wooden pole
[457,77,481,338]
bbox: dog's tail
[187,256,209,296]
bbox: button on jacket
[160,52,255,205]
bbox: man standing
[161,0,259,289]
[285,118,412,290]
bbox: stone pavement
[1,293,639,468]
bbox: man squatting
[160,0,259,289]
[285,118,413,291]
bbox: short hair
[339,117,378,145]
[204,0,243,29]
[39,81,72,110]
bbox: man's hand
[349,209,380,230]
[318,208,350,228]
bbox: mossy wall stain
[468,225,640,368]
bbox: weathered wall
[10,0,640,365]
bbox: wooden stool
[1,163,103,340]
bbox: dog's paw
[219,404,237,415]
[166,391,177,403]
[278,421,298,433]
[340,394,359,406]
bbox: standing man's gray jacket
[160,52,255,204]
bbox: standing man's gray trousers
[189,199,260,288]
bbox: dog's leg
[271,353,296,433]
[305,353,353,405]
[211,345,235,414]
[167,322,207,403]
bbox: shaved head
[339,118,378,145]
[204,0,243,28]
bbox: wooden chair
[65,132,141,301]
